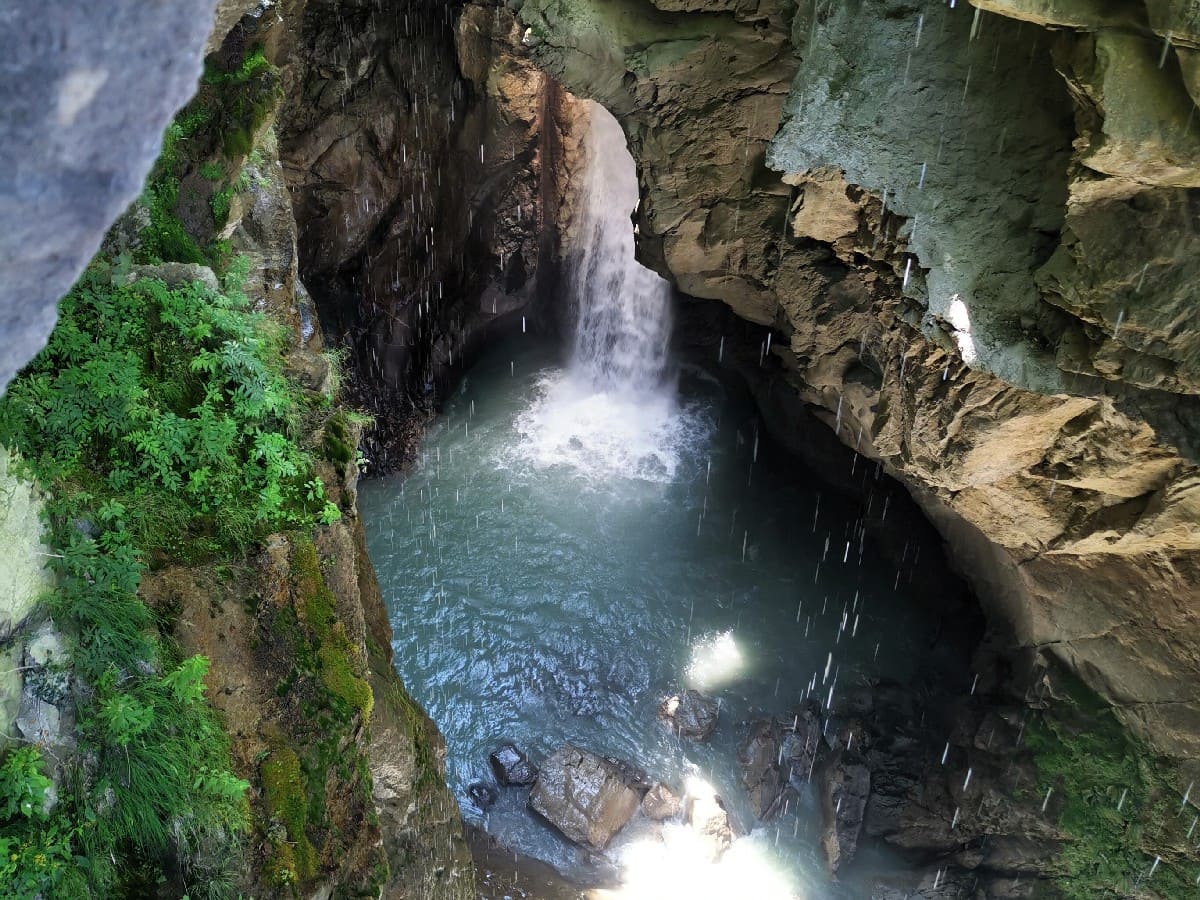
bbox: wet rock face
[0,0,222,395]
[737,718,787,820]
[511,0,1200,761]
[528,744,642,849]
[658,689,719,741]
[490,743,539,786]
[820,759,870,874]
[737,704,824,822]
[278,0,585,471]
[641,782,682,820]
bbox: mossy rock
[261,747,318,882]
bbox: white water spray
[515,102,704,482]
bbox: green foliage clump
[323,411,355,466]
[0,262,339,561]
[203,47,281,159]
[203,47,273,87]
[261,748,317,884]
[0,746,81,899]
[0,257,338,894]
[1028,676,1200,898]
[139,44,281,265]
[140,107,212,265]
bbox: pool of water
[360,337,937,898]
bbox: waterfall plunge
[514,102,705,483]
[569,104,673,392]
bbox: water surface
[360,338,937,898]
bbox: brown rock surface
[508,0,1200,763]
[529,744,642,849]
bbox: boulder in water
[781,702,824,790]
[489,743,539,786]
[658,689,719,741]
[641,783,682,821]
[738,718,787,820]
[467,782,498,811]
[684,782,736,861]
[528,744,642,849]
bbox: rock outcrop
[490,742,540,785]
[278,0,588,471]
[658,689,719,741]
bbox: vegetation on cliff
[0,40,347,898]
[1028,675,1200,898]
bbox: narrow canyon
[0,1,1198,898]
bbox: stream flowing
[359,102,937,898]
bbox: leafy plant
[0,748,52,820]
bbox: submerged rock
[467,782,498,811]
[528,744,641,850]
[489,743,539,786]
[658,689,719,741]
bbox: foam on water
[512,369,710,484]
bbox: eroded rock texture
[0,0,224,395]
[507,0,1200,763]
[277,0,586,470]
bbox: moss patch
[323,412,355,467]
[1028,673,1200,898]
[261,748,318,884]
[291,536,373,725]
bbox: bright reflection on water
[359,339,936,897]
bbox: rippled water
[360,338,939,897]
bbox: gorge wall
[276,0,589,471]
[1,0,1199,896]
[503,0,1200,767]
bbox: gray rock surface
[489,743,539,786]
[528,744,641,849]
[640,782,682,820]
[0,0,222,394]
[657,689,719,741]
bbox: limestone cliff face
[508,0,1200,761]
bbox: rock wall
[507,0,1200,764]
[153,9,479,893]
[277,0,587,471]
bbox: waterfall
[515,102,706,483]
[568,103,673,392]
